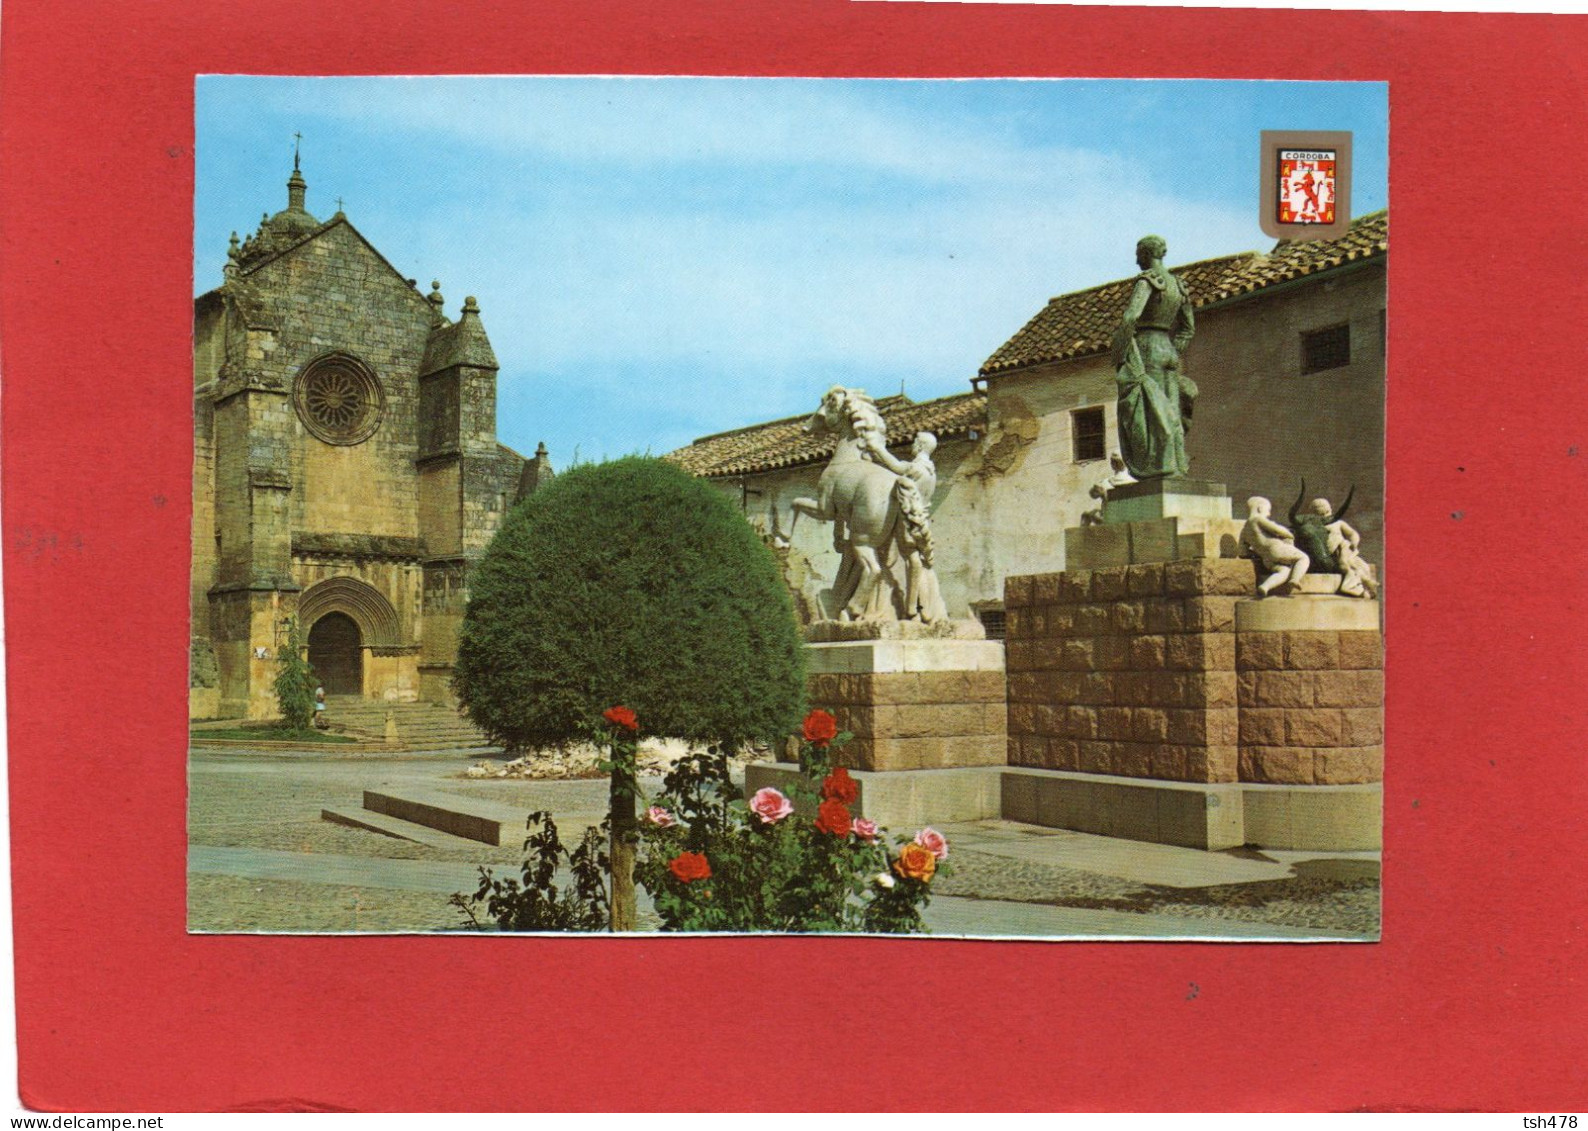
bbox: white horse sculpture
[790,387,907,621]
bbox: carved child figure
[1081,452,1136,525]
[1240,496,1310,596]
[1311,498,1380,598]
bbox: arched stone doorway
[308,611,363,695]
[296,575,409,701]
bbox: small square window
[1301,323,1351,374]
[1072,406,1106,462]
[976,608,1006,641]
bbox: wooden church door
[307,612,363,696]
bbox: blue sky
[196,77,1387,466]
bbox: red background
[3,0,1584,1113]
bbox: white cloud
[381,175,1256,387]
[237,76,1118,185]
[198,76,1312,461]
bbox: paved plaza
[188,746,1379,939]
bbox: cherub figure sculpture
[1239,496,1310,596]
[1288,483,1379,598]
[1081,452,1136,525]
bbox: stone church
[191,159,548,719]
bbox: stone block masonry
[804,636,1007,772]
[1005,559,1248,783]
[1006,563,1383,788]
[1234,601,1384,785]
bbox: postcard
[8,1,1583,1113]
[187,76,1386,943]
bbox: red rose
[814,799,852,837]
[821,765,859,805]
[668,851,711,882]
[802,709,838,747]
[602,705,638,732]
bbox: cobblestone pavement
[933,848,1378,936]
[189,748,1379,938]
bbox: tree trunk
[609,751,637,932]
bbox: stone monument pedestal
[1069,476,1246,569]
[748,618,1008,832]
[996,475,1383,852]
[742,475,1383,853]
[797,618,1007,772]
[1233,590,1383,850]
[1103,477,1234,523]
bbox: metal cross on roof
[293,131,302,170]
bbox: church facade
[191,161,546,719]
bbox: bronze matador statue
[1111,235,1197,479]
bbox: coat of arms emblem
[1278,148,1338,225]
[1260,131,1351,240]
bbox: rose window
[294,355,384,444]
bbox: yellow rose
[893,842,937,883]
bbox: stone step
[317,700,494,749]
[361,788,527,846]
[337,724,482,736]
[331,715,473,727]
[329,712,480,725]
[320,806,484,849]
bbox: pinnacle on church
[229,145,326,274]
[268,132,317,236]
[286,161,309,215]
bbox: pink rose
[749,787,794,825]
[914,827,949,861]
[851,817,879,842]
[645,806,675,828]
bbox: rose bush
[635,709,949,933]
[452,810,609,932]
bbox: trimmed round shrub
[453,456,805,750]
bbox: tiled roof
[980,210,1388,376]
[667,391,987,478]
